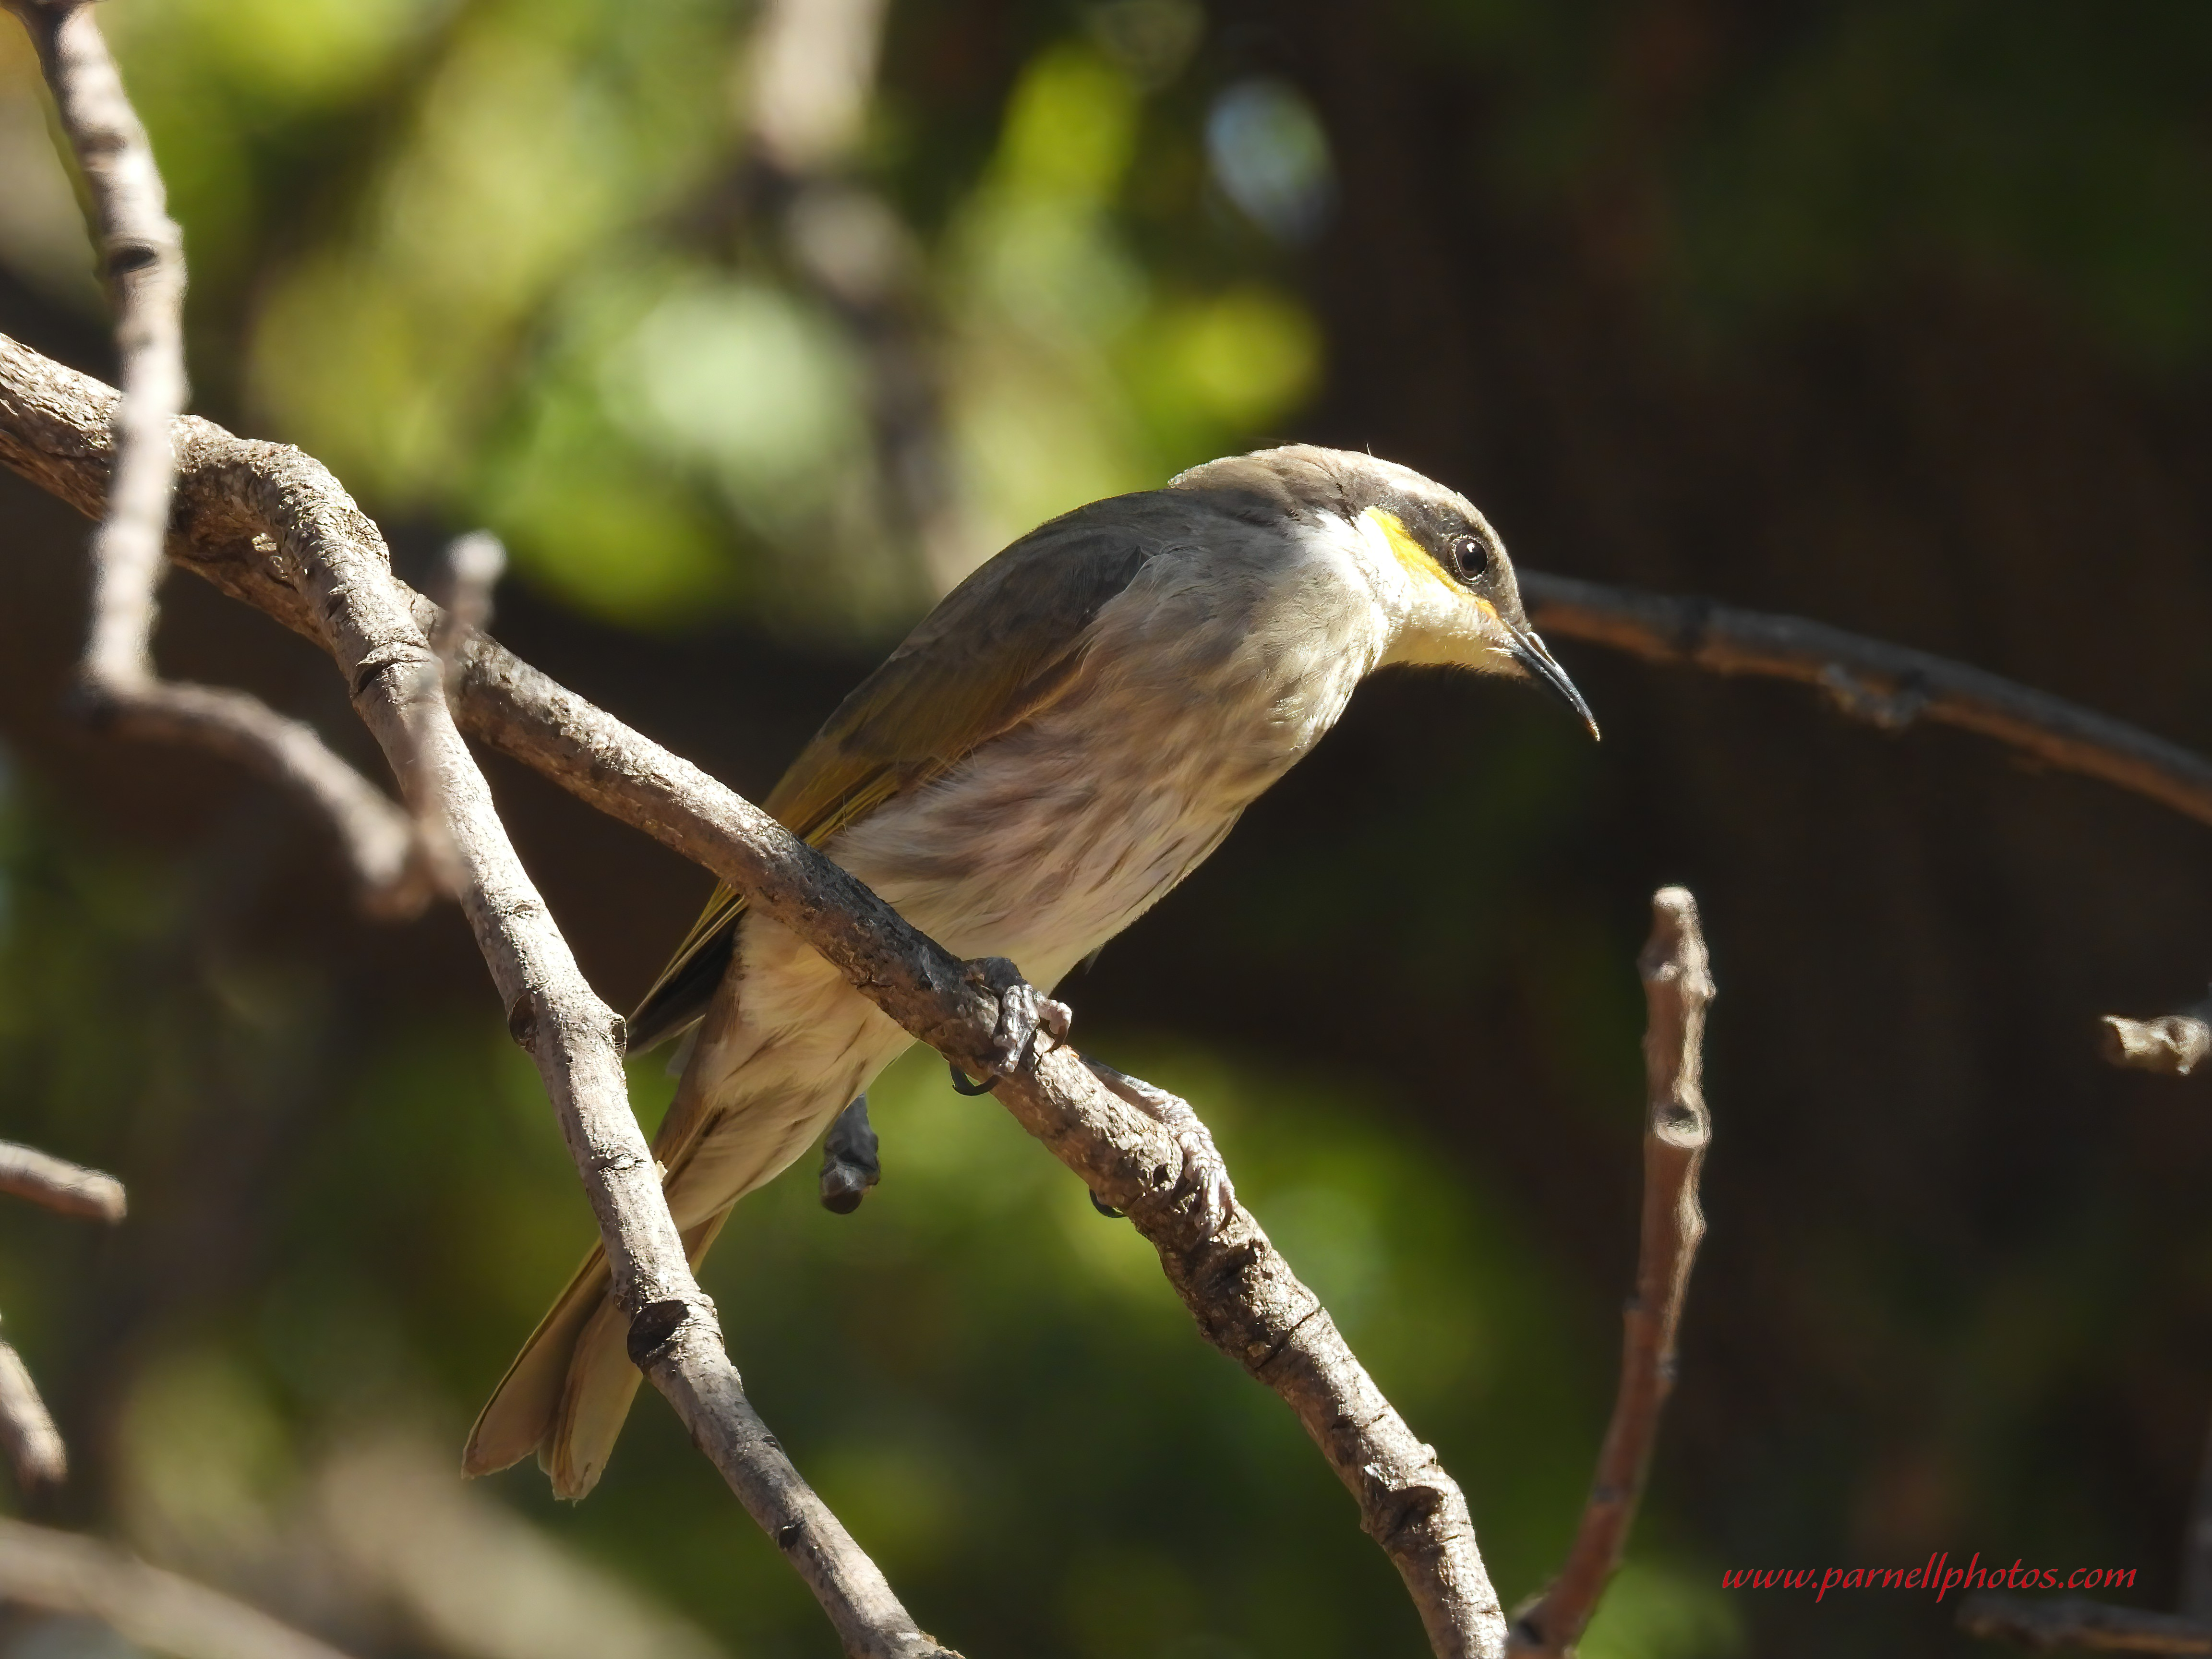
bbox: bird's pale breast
[670,517,1392,1219]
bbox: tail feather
[462,1211,731,1498]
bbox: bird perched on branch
[464,444,1597,1498]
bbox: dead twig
[1509,888,1714,1657]
[0,334,1509,1659]
[1959,1593,2212,1653]
[0,1139,125,1222]
[4,0,433,919]
[0,1516,355,1659]
[1518,572,2212,831]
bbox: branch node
[625,1298,699,1370]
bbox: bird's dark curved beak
[1507,624,1600,740]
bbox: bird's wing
[625,498,1177,1056]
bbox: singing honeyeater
[464,444,1596,1497]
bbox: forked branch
[4,0,431,917]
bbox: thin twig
[1509,887,1714,1658]
[1959,1593,2212,1653]
[0,1139,125,1222]
[3,0,432,919]
[1518,572,2212,830]
[0,334,1510,1659]
[0,1325,67,1489]
[0,1516,355,1659]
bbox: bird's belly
[828,709,1265,992]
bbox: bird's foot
[948,956,1070,1095]
[819,1095,880,1214]
[1085,1059,1235,1238]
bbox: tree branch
[1519,572,2212,830]
[0,1139,126,1222]
[0,332,1510,1659]
[0,1516,356,1659]
[3,0,433,919]
[1509,888,1714,1657]
[0,1326,67,1489]
[1959,1592,2212,1653]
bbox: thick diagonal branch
[5,0,429,917]
[0,333,1509,1659]
[1509,888,1714,1657]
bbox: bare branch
[4,0,433,920]
[0,1516,355,1659]
[0,1139,125,1222]
[0,1328,67,1489]
[1519,572,2212,830]
[1509,887,1714,1658]
[1959,1592,2212,1653]
[0,335,1510,1659]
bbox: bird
[462,443,1597,1498]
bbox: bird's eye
[1449,534,1488,583]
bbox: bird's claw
[1084,1059,1236,1237]
[951,957,1070,1094]
[819,1095,880,1214]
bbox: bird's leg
[818,1095,880,1214]
[1083,1058,1235,1238]
[948,956,1071,1094]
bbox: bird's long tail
[462,1208,731,1499]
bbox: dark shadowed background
[3,2,2211,1656]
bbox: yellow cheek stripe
[1364,508,1499,620]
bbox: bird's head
[1170,445,1599,738]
